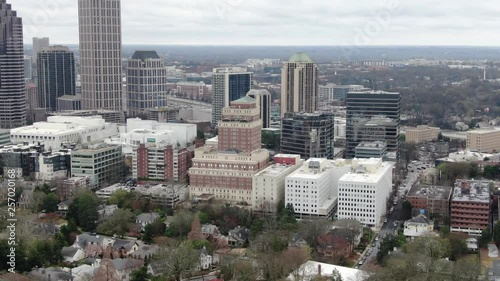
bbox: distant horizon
[23,44,500,48]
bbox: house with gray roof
[61,246,85,263]
[403,214,436,239]
[135,212,161,231]
[29,268,72,281]
[112,258,143,281]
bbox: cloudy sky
[13,0,500,46]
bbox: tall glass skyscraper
[281,112,334,159]
[346,91,401,159]
[37,46,76,111]
[0,1,25,129]
[78,0,122,111]
[211,67,253,126]
[127,50,168,117]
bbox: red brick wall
[165,145,174,181]
[137,144,149,179]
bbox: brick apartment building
[406,185,453,218]
[133,144,192,183]
[450,179,491,236]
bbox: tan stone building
[405,125,440,143]
[466,129,500,153]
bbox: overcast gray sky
[14,0,500,46]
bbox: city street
[358,161,432,270]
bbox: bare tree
[154,241,198,281]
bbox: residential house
[61,246,85,263]
[136,212,161,231]
[227,227,250,247]
[98,204,119,221]
[403,214,435,239]
[147,261,164,277]
[332,219,364,246]
[130,242,159,261]
[37,222,59,236]
[112,259,144,281]
[57,200,71,215]
[201,224,220,239]
[29,268,73,281]
[112,239,140,257]
[197,247,220,271]
[289,232,309,248]
[317,233,352,259]
[71,264,99,281]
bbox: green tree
[167,211,194,237]
[479,228,492,248]
[97,209,135,237]
[42,193,60,213]
[130,267,149,281]
[494,221,500,245]
[448,233,468,261]
[401,201,413,221]
[70,192,99,231]
[108,189,131,208]
[143,224,154,244]
[198,211,210,224]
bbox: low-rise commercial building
[467,128,500,153]
[355,141,387,159]
[405,126,441,144]
[252,154,302,213]
[71,144,124,189]
[450,179,491,236]
[96,183,188,209]
[10,116,119,150]
[406,185,453,218]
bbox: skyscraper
[345,90,401,159]
[281,112,334,159]
[32,37,49,64]
[246,89,271,129]
[0,1,26,129]
[127,51,168,117]
[78,0,122,111]
[24,56,32,80]
[37,46,76,111]
[281,52,319,117]
[211,67,253,126]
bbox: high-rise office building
[37,45,76,111]
[24,56,32,80]
[127,50,168,117]
[246,89,271,129]
[281,53,319,117]
[281,112,334,159]
[346,90,401,159]
[78,0,122,111]
[32,37,49,64]
[0,1,26,129]
[211,67,253,126]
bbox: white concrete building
[106,118,197,154]
[334,117,347,140]
[10,116,119,150]
[252,155,302,213]
[337,158,393,228]
[285,159,351,218]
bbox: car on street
[372,242,376,247]
[375,236,379,241]
[393,221,398,227]
[358,260,364,265]
[383,218,388,223]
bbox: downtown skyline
[14,0,500,46]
